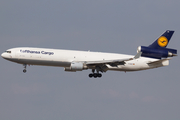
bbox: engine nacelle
[137,46,177,59]
[64,62,86,72]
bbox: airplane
[1,30,177,78]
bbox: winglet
[134,52,142,59]
[128,52,142,61]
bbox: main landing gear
[89,73,102,78]
[23,64,27,73]
[89,68,102,78]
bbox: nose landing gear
[23,64,27,73]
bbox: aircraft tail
[149,30,174,48]
[137,30,177,59]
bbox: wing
[85,52,142,66]
[85,58,129,65]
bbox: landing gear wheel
[89,68,103,78]
[89,73,93,78]
[23,69,27,73]
[98,73,102,78]
[93,73,98,78]
[23,64,27,73]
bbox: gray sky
[0,0,180,120]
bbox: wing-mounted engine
[64,62,87,72]
[137,46,177,59]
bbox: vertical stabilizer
[149,30,174,48]
[138,30,177,59]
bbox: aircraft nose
[1,53,9,59]
[1,53,5,58]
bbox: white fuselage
[1,47,169,72]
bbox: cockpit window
[5,51,11,53]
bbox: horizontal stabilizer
[147,58,171,65]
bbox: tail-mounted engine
[137,46,177,59]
